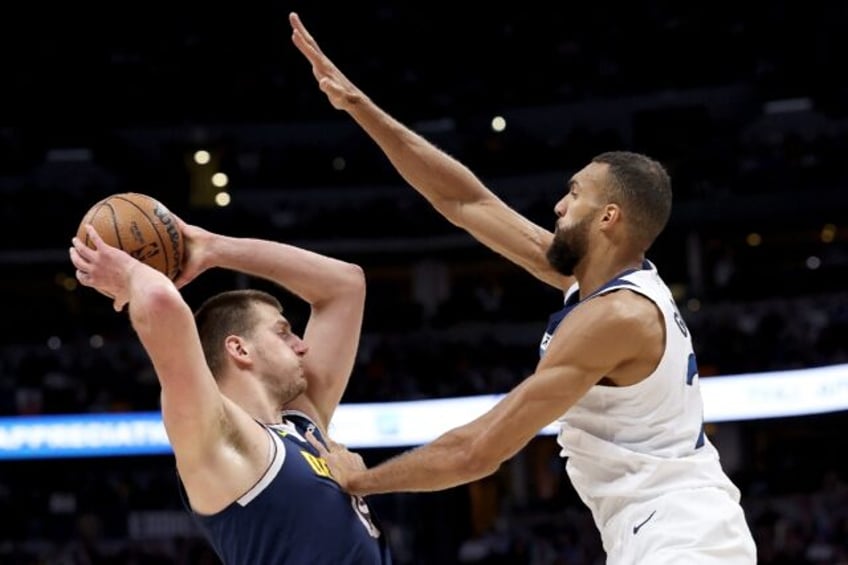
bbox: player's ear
[225,336,251,367]
[599,203,621,227]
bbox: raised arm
[174,222,365,430]
[70,226,227,462]
[310,291,657,494]
[290,12,573,292]
[71,225,277,514]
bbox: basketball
[76,193,185,281]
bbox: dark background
[1,2,847,563]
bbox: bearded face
[546,214,592,276]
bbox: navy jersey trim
[281,409,328,447]
[540,262,652,358]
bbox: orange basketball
[76,192,185,281]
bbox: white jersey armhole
[237,427,286,507]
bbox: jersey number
[686,352,706,449]
[300,449,381,538]
[673,299,705,449]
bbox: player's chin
[290,380,308,404]
[281,378,308,405]
[292,370,308,393]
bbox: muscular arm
[72,227,278,514]
[290,12,573,292]
[197,234,365,428]
[348,107,568,289]
[127,266,226,458]
[70,227,227,459]
[319,292,655,495]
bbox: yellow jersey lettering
[300,451,333,478]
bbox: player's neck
[221,373,283,425]
[575,252,644,299]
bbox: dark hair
[194,289,283,378]
[592,151,672,249]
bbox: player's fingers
[290,18,326,61]
[84,224,107,249]
[75,269,92,285]
[171,213,196,239]
[69,247,91,271]
[71,237,95,261]
[289,12,302,32]
[318,77,335,94]
[290,13,317,48]
[306,430,330,456]
[291,29,317,64]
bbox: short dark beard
[546,218,590,276]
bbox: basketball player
[290,12,756,564]
[69,219,391,564]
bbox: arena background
[1,2,847,563]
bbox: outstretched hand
[306,430,367,493]
[289,12,366,112]
[70,225,139,312]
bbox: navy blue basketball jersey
[179,410,392,565]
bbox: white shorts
[601,487,757,565]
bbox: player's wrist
[345,469,370,496]
[127,257,168,288]
[194,230,225,269]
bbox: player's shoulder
[542,290,659,365]
[587,288,658,321]
[566,290,661,348]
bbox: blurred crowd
[2,288,846,416]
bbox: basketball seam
[105,203,125,251]
[81,203,102,248]
[112,194,173,279]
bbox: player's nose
[553,196,568,217]
[293,336,309,356]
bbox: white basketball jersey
[543,261,740,532]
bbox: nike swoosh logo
[632,510,657,535]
